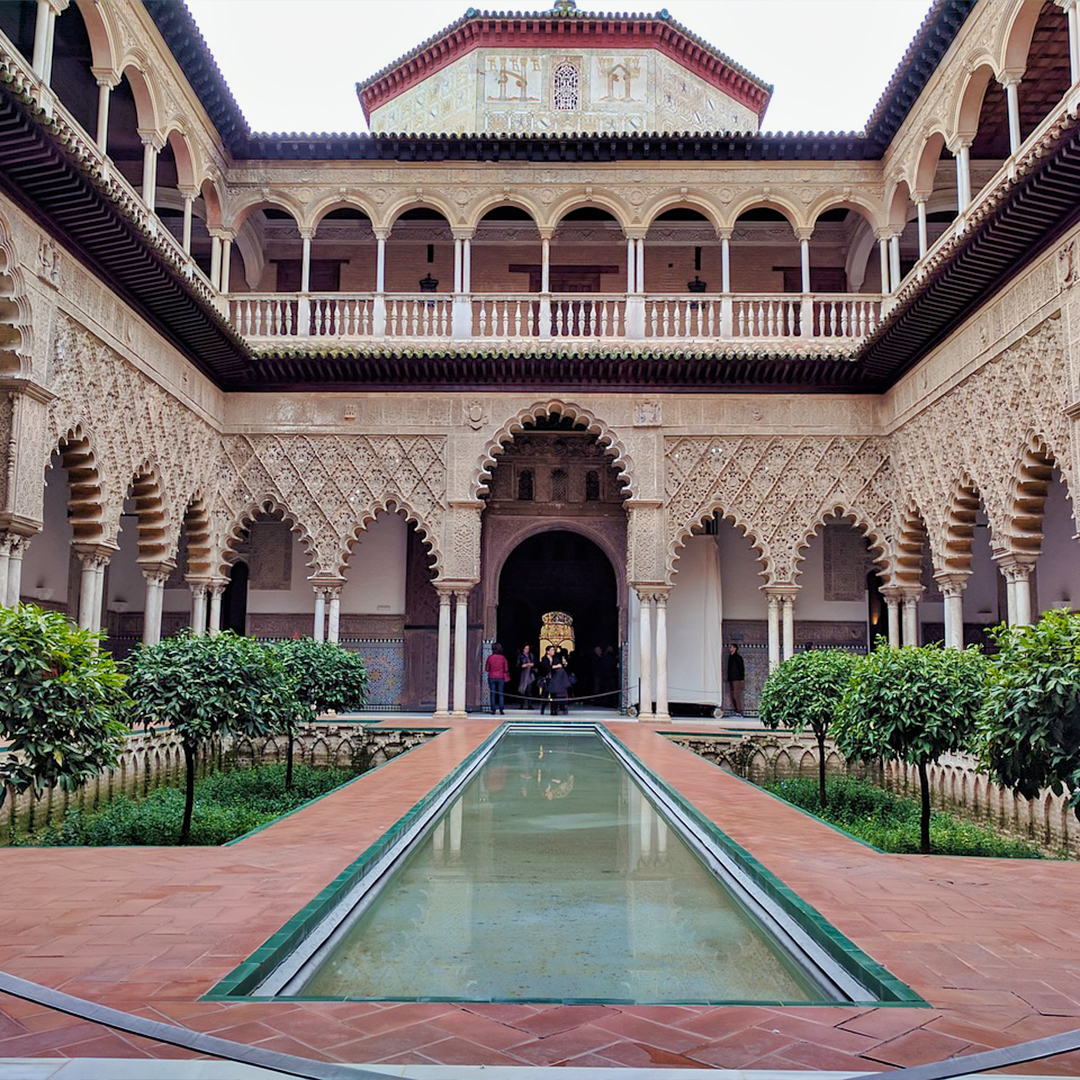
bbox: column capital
[450,226,476,241]
[998,72,1023,88]
[715,226,734,241]
[1058,0,1077,14]
[91,68,120,90]
[793,225,814,242]
[762,583,800,599]
[933,570,970,597]
[874,226,900,242]
[993,551,1036,581]
[140,561,175,585]
[137,129,165,152]
[43,0,69,15]
[947,134,974,154]
[297,226,315,241]
[73,541,118,568]
[373,227,391,242]
[623,227,649,241]
[186,578,210,597]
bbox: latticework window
[551,468,568,501]
[553,60,580,111]
[585,470,600,501]
[517,468,534,501]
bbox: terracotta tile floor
[2,719,1080,1072]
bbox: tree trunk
[917,759,931,854]
[816,728,828,809]
[285,724,294,791]
[180,740,197,845]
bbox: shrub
[20,763,357,847]
[979,610,1080,822]
[759,649,857,807]
[0,604,127,808]
[835,643,988,853]
[766,776,1043,858]
[126,633,302,842]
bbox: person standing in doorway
[517,643,536,709]
[485,643,510,715]
[726,643,745,716]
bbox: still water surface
[298,732,818,1002]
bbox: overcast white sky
[183,0,933,136]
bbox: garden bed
[765,776,1049,858]
[14,763,360,847]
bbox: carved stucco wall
[213,433,447,578]
[890,313,1075,569]
[42,317,221,552]
[664,434,893,585]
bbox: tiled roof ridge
[355,6,773,97]
[862,0,977,152]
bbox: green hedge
[16,763,358,847]
[765,776,1046,858]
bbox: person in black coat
[726,643,745,716]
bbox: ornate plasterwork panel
[214,433,446,577]
[368,48,757,137]
[665,434,893,585]
[44,317,220,547]
[890,315,1074,568]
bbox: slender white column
[300,234,312,292]
[0,536,11,606]
[1066,0,1080,84]
[189,582,207,636]
[375,235,387,292]
[452,589,469,716]
[435,588,452,717]
[626,237,635,292]
[541,236,550,292]
[32,0,51,77]
[95,77,114,151]
[181,192,194,254]
[936,576,967,648]
[210,235,222,291]
[41,2,56,82]
[5,535,27,607]
[654,592,669,722]
[799,237,811,293]
[327,590,341,643]
[91,559,107,634]
[903,596,919,645]
[1014,565,1033,626]
[141,570,168,646]
[220,237,232,293]
[767,592,781,671]
[635,238,645,293]
[453,237,463,293]
[1002,77,1022,155]
[916,197,928,259]
[77,553,101,631]
[462,237,471,292]
[720,233,731,293]
[140,137,159,212]
[207,583,225,637]
[313,588,326,642]
[955,140,972,212]
[637,590,653,717]
[1005,575,1018,626]
[879,236,891,293]
[889,234,901,291]
[885,595,901,647]
[781,595,795,660]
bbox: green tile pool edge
[203,723,503,1000]
[205,721,926,1007]
[647,731,927,1007]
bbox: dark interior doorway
[497,530,618,704]
[222,561,249,635]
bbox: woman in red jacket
[484,643,510,715]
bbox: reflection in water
[299,733,818,1002]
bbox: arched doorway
[497,529,618,706]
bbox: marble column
[77,551,108,632]
[189,581,208,636]
[1002,76,1022,155]
[766,592,781,671]
[882,586,902,647]
[452,588,470,716]
[6,535,28,607]
[935,573,968,648]
[915,196,928,259]
[95,75,115,152]
[1065,0,1080,84]
[654,590,670,722]
[878,235,891,294]
[889,234,901,291]
[0,535,11,606]
[327,588,342,644]
[220,235,233,293]
[996,555,1035,626]
[373,231,388,337]
[32,0,52,78]
[435,588,452,717]
[313,588,326,642]
[781,595,795,661]
[900,586,923,646]
[637,589,653,717]
[140,134,161,213]
[954,139,972,212]
[141,568,170,646]
[181,190,195,254]
[210,235,222,291]
[207,582,226,637]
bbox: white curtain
[667,535,724,706]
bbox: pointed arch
[666,506,767,585]
[51,425,106,544]
[941,473,985,574]
[1005,432,1059,557]
[180,492,212,579]
[337,499,442,580]
[792,503,890,583]
[216,497,318,578]
[125,461,170,567]
[471,400,634,501]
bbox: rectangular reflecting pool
[212,724,923,1006]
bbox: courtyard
[2,717,1079,1075]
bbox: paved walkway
[1,718,1079,1073]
